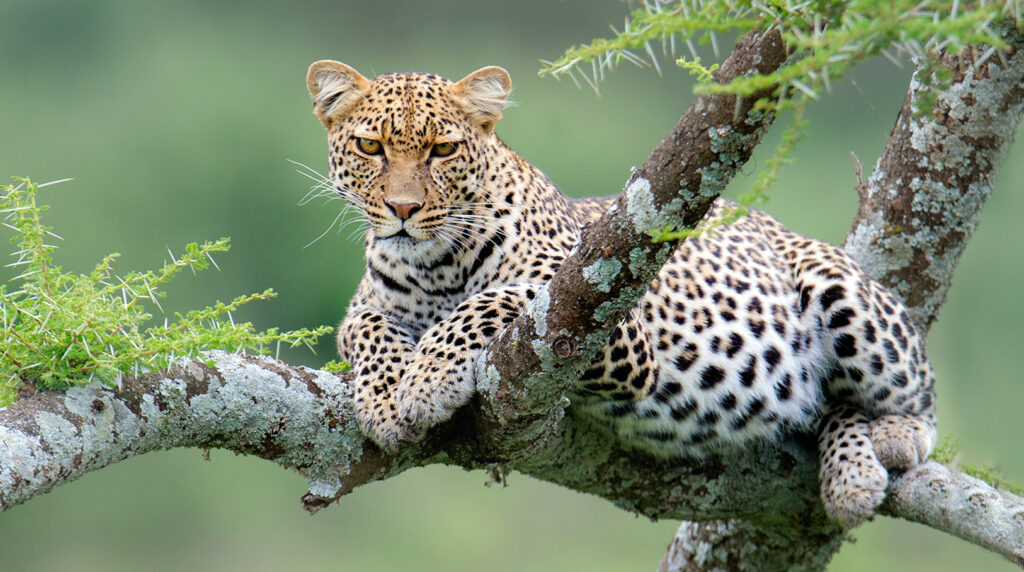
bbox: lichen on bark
[844,21,1024,330]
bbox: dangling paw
[818,408,889,527]
[819,450,889,527]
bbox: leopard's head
[306,61,511,250]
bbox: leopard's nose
[386,200,423,220]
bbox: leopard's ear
[451,66,511,133]
[306,60,370,128]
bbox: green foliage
[542,1,1017,244]
[675,55,718,84]
[541,1,1016,103]
[322,359,351,373]
[930,433,961,464]
[962,462,1024,497]
[0,178,332,406]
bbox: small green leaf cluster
[322,359,351,373]
[931,434,1024,497]
[675,56,718,85]
[0,178,332,406]
[930,432,961,464]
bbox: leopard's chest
[365,235,522,339]
[366,267,468,339]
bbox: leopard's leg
[813,274,937,468]
[336,308,416,450]
[817,406,889,527]
[396,283,538,438]
[792,246,936,524]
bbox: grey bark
[886,463,1024,567]
[659,520,848,572]
[0,355,364,509]
[2,24,1024,572]
[843,23,1024,333]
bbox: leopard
[305,60,937,527]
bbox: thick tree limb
[0,355,364,511]
[2,22,1024,572]
[659,519,848,572]
[843,22,1024,332]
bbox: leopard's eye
[356,138,383,155]
[431,141,458,158]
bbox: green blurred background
[1,1,1021,570]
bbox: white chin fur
[372,231,445,258]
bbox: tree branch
[886,462,1024,566]
[659,519,848,572]
[0,354,365,511]
[843,21,1024,332]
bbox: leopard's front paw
[355,399,421,452]
[395,359,476,439]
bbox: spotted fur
[306,61,937,526]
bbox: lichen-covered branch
[843,21,1024,332]
[659,519,848,572]
[3,353,1022,567]
[0,349,838,523]
[0,353,367,511]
